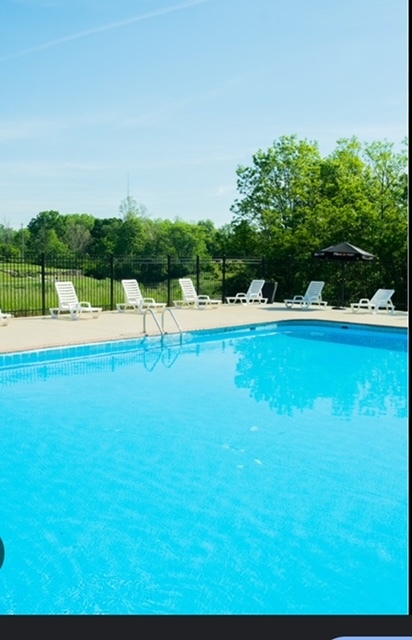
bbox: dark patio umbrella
[313,241,376,309]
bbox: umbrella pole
[332,260,346,310]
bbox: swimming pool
[0,321,408,614]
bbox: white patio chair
[50,281,102,320]
[350,289,395,314]
[173,278,221,310]
[226,279,268,305]
[284,281,327,309]
[116,279,166,314]
[1,309,12,326]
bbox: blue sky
[0,0,408,230]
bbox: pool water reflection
[0,322,408,614]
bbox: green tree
[362,138,408,258]
[316,137,376,246]
[89,217,122,256]
[119,196,148,220]
[13,225,30,258]
[231,134,323,258]
[0,222,19,258]
[114,196,150,257]
[114,216,147,257]
[229,134,408,304]
[27,211,68,256]
[63,214,95,255]
[196,219,220,255]
[148,218,209,259]
[224,220,262,257]
[361,138,408,293]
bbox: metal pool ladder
[142,307,182,336]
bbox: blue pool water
[0,321,408,615]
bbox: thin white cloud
[0,112,116,141]
[118,75,250,128]
[0,160,113,178]
[0,0,208,62]
[0,150,237,174]
[215,184,236,197]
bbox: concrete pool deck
[0,303,408,354]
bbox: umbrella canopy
[313,241,376,262]
[313,241,376,308]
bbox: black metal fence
[0,252,407,317]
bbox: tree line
[1,134,407,271]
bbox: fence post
[196,255,200,292]
[41,253,46,316]
[222,256,226,303]
[167,255,171,307]
[110,254,114,310]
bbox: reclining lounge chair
[284,281,327,310]
[226,279,268,305]
[350,289,395,314]
[50,281,102,320]
[174,278,221,310]
[0,309,12,326]
[116,279,166,314]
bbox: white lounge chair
[284,281,327,309]
[350,288,395,314]
[116,279,166,314]
[173,278,221,310]
[50,281,102,320]
[1,309,12,326]
[226,279,268,305]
